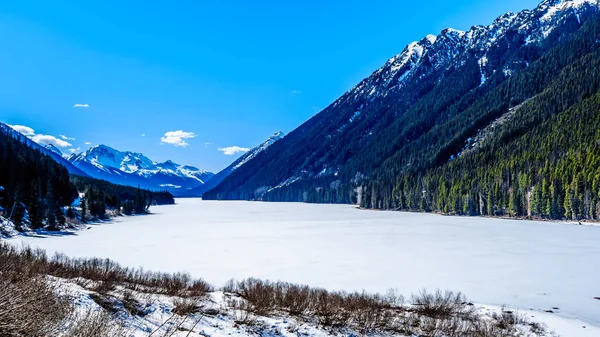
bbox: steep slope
[67,145,214,195]
[204,0,600,218]
[185,132,284,197]
[0,122,89,177]
[43,144,63,156]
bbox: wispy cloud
[291,90,302,94]
[73,104,89,108]
[160,130,196,147]
[32,134,72,148]
[68,147,81,154]
[141,134,146,137]
[84,142,92,145]
[218,146,250,155]
[8,125,35,136]
[60,134,75,140]
[9,124,71,148]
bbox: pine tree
[80,197,87,223]
[28,179,43,229]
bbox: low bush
[0,242,212,297]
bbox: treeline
[0,130,174,232]
[0,131,77,230]
[71,176,174,219]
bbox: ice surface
[11,199,600,328]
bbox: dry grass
[172,297,203,316]
[0,242,212,297]
[64,309,128,337]
[0,242,547,337]
[224,278,546,336]
[0,276,71,336]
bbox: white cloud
[68,147,81,154]
[84,142,92,145]
[32,134,72,148]
[161,130,196,147]
[141,134,146,137]
[60,134,75,140]
[73,104,89,108]
[218,146,250,155]
[8,125,35,136]
[291,90,302,94]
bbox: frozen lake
[12,199,600,326]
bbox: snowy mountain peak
[268,131,285,141]
[68,144,214,194]
[44,144,63,155]
[336,0,600,105]
[78,144,154,173]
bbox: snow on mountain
[233,131,285,170]
[339,0,599,105]
[185,132,285,197]
[67,144,214,194]
[43,144,63,155]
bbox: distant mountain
[67,145,214,195]
[0,122,89,177]
[204,0,600,221]
[184,132,284,197]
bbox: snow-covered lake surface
[11,199,600,328]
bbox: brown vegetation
[0,242,546,337]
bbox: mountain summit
[68,145,214,195]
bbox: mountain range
[204,0,600,220]
[1,121,284,198]
[65,145,214,195]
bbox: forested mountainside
[205,0,600,220]
[0,123,89,177]
[0,128,174,233]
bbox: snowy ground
[10,199,600,333]
[48,275,600,337]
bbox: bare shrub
[411,289,474,319]
[276,282,312,315]
[227,296,258,325]
[222,278,237,293]
[65,309,128,337]
[0,276,71,336]
[122,290,149,316]
[89,292,120,314]
[489,307,531,334]
[0,242,212,298]
[173,297,202,316]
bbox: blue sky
[0,0,541,172]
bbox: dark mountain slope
[184,132,284,197]
[0,123,89,178]
[204,1,600,220]
[205,0,600,217]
